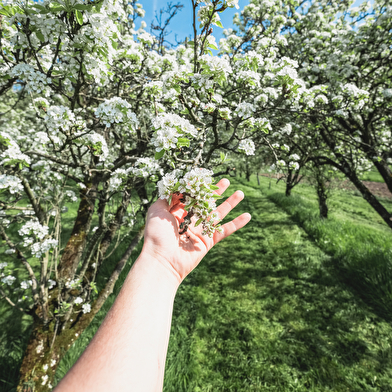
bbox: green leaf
[213,194,223,199]
[50,5,66,12]
[111,40,118,49]
[173,181,180,192]
[75,9,83,25]
[220,152,226,161]
[195,218,203,227]
[210,185,220,190]
[95,1,104,12]
[216,20,223,28]
[208,43,218,50]
[36,31,45,42]
[177,137,190,148]
[32,4,50,13]
[74,4,91,10]
[0,9,10,17]
[154,150,165,160]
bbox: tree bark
[58,182,97,281]
[246,161,251,182]
[317,123,392,229]
[285,170,294,196]
[373,159,392,195]
[17,228,145,391]
[346,169,392,229]
[316,184,329,219]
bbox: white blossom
[95,97,139,129]
[48,279,56,289]
[82,303,91,314]
[0,174,23,194]
[1,275,16,285]
[21,280,32,290]
[238,139,255,155]
[41,375,48,386]
[151,113,198,152]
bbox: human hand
[141,178,251,283]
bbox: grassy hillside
[162,178,392,391]
[1,176,392,391]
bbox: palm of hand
[142,179,251,283]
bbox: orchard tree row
[0,0,390,390]
[231,0,391,221]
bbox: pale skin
[54,178,251,392]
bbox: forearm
[55,253,179,392]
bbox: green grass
[162,179,392,391]
[2,177,392,391]
[360,169,386,183]
[251,175,392,317]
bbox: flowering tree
[230,0,392,227]
[0,0,328,390]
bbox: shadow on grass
[262,189,392,324]
[164,186,392,391]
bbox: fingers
[214,212,251,244]
[214,190,244,223]
[214,178,230,195]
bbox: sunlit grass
[2,176,392,391]
[163,179,392,391]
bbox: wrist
[133,250,181,289]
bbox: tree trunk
[58,182,97,281]
[318,123,392,229]
[245,161,251,182]
[346,169,392,229]
[285,170,294,196]
[17,229,145,391]
[373,159,392,195]
[316,186,329,219]
[17,319,58,392]
[318,194,328,219]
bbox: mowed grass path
[163,180,392,391]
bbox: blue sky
[137,0,247,46]
[137,0,367,48]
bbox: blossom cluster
[30,239,58,258]
[238,139,256,156]
[9,63,52,96]
[95,97,139,129]
[0,174,23,194]
[1,275,16,286]
[158,168,223,237]
[44,106,77,135]
[77,132,110,162]
[108,157,162,191]
[151,113,198,152]
[18,220,57,258]
[0,131,31,166]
